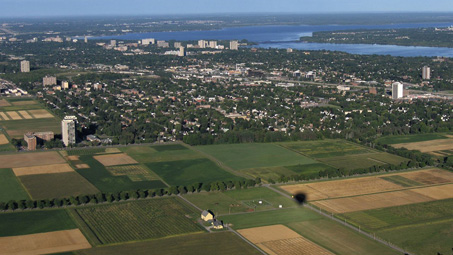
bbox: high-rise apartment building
[141,38,155,45]
[230,40,239,50]
[43,76,57,86]
[20,60,30,73]
[178,46,186,57]
[198,40,208,48]
[24,133,37,151]
[174,42,182,48]
[62,116,77,147]
[209,41,217,48]
[422,66,431,80]
[392,82,404,100]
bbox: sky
[1,0,453,17]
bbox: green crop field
[318,153,387,170]
[376,133,448,145]
[241,163,335,181]
[367,153,409,166]
[75,155,167,192]
[0,168,30,202]
[146,158,243,186]
[0,210,76,237]
[0,118,61,138]
[77,232,261,255]
[73,198,203,244]
[280,139,373,158]
[184,187,296,215]
[19,172,100,200]
[197,143,317,170]
[121,145,204,163]
[288,219,398,255]
[220,207,322,229]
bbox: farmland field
[75,155,167,192]
[0,210,77,237]
[242,163,335,181]
[238,225,334,255]
[197,143,317,170]
[392,138,453,155]
[376,133,449,145]
[93,153,138,166]
[121,145,204,163]
[280,139,372,158]
[13,163,75,176]
[184,187,296,215]
[0,229,91,255]
[77,232,262,255]
[0,151,66,168]
[0,168,30,202]
[73,198,203,244]
[146,158,243,186]
[19,172,100,200]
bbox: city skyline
[1,0,453,17]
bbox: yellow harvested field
[0,229,91,255]
[411,184,453,200]
[104,148,121,153]
[0,151,66,168]
[18,110,33,119]
[238,225,333,255]
[11,100,37,106]
[0,112,10,120]
[28,109,54,119]
[393,139,453,153]
[281,176,402,201]
[0,99,11,107]
[93,153,138,166]
[6,111,23,120]
[396,168,453,185]
[75,164,90,169]
[13,163,74,176]
[67,155,80,161]
[0,134,8,145]
[312,190,433,214]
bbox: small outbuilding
[212,219,224,229]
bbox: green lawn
[0,209,76,237]
[280,139,373,158]
[184,187,296,215]
[146,158,243,186]
[197,143,317,170]
[121,145,204,163]
[76,232,262,255]
[75,155,167,192]
[288,219,398,255]
[219,207,322,229]
[376,133,448,145]
[73,198,203,244]
[0,168,30,202]
[19,172,100,200]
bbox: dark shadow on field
[293,193,307,205]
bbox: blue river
[92,23,453,57]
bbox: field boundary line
[265,185,413,255]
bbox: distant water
[92,22,453,57]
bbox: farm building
[212,219,224,229]
[201,210,214,222]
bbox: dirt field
[93,153,138,166]
[0,229,91,254]
[11,100,37,106]
[281,176,403,201]
[13,163,74,176]
[28,109,54,119]
[18,110,33,119]
[5,111,23,120]
[238,225,333,255]
[396,169,453,185]
[0,112,10,120]
[0,99,11,107]
[0,152,66,168]
[311,190,433,214]
[411,184,453,200]
[393,139,453,153]
[0,134,8,145]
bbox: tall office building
[20,60,30,73]
[178,46,186,57]
[392,82,404,100]
[62,116,77,147]
[422,66,431,80]
[230,40,239,50]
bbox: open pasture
[0,168,30,202]
[0,229,91,255]
[121,145,204,163]
[19,172,100,200]
[0,151,66,168]
[1,118,61,138]
[146,158,242,186]
[93,153,138,166]
[238,225,333,255]
[280,139,372,158]
[13,163,74,176]
[75,155,166,192]
[28,109,54,119]
[197,143,317,170]
[77,232,262,255]
[74,198,203,244]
